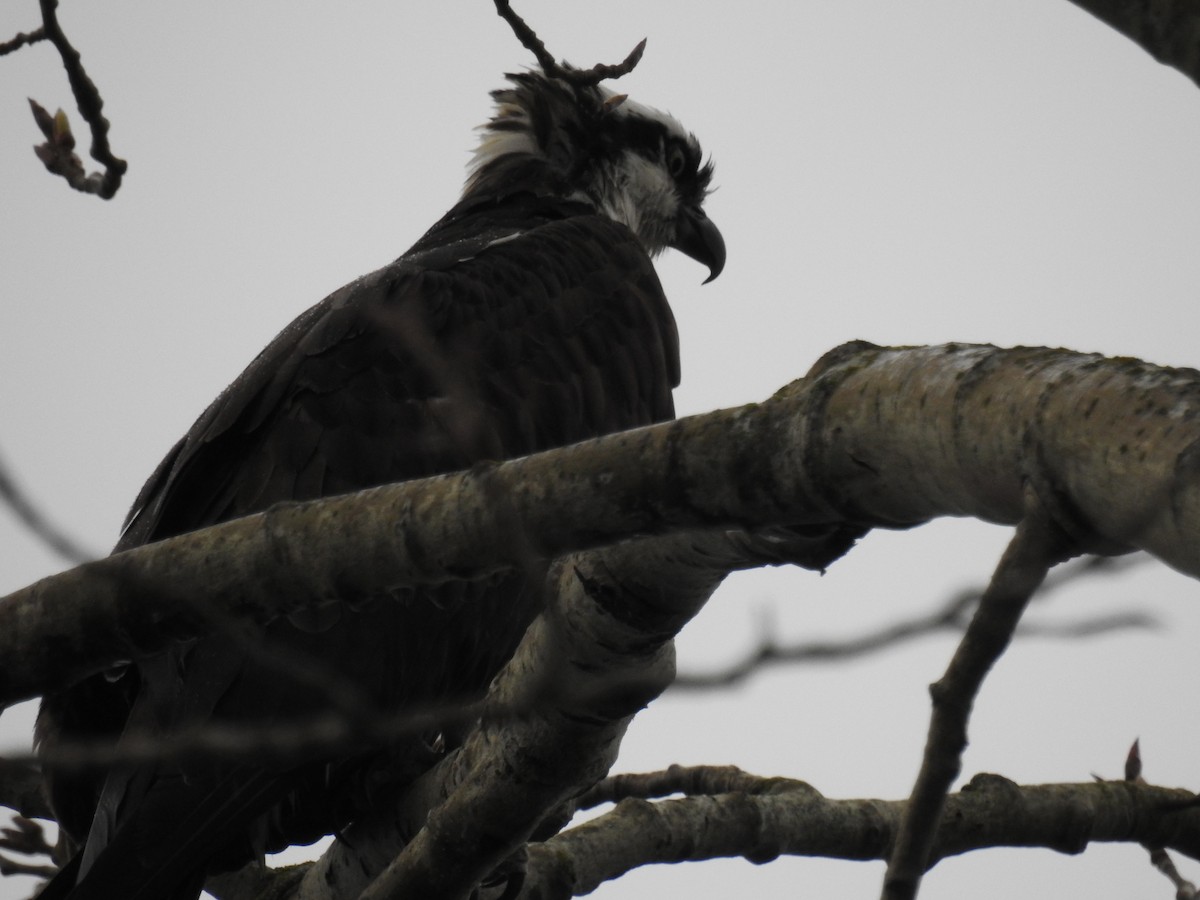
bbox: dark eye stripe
[599,106,711,191]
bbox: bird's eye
[666,142,688,178]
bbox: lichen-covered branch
[300,527,848,900]
[517,771,1200,898]
[3,343,1199,711]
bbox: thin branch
[1150,847,1200,899]
[0,815,54,859]
[0,815,57,879]
[674,556,1153,689]
[0,447,96,565]
[0,851,55,880]
[1127,740,1200,898]
[493,0,645,85]
[3,592,1149,796]
[0,27,45,56]
[30,0,125,198]
[1023,610,1156,637]
[882,490,1080,900]
[351,533,741,900]
[518,774,1200,899]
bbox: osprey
[36,62,723,900]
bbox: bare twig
[1150,847,1200,899]
[674,556,1153,689]
[493,0,645,85]
[1126,740,1200,898]
[882,490,1079,900]
[0,815,54,858]
[0,27,45,56]
[349,529,755,900]
[0,447,95,565]
[0,815,57,879]
[29,0,125,198]
[341,528,858,899]
[0,851,55,880]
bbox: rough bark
[517,773,1200,898]
[4,342,1200,710]
[299,528,849,900]
[3,342,1200,899]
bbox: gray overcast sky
[2,1,1200,897]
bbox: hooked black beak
[671,206,726,284]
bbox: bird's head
[464,70,725,282]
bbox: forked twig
[493,0,645,85]
[28,0,126,198]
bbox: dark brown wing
[121,208,677,546]
[39,199,680,900]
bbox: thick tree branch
[493,0,646,85]
[352,545,708,900]
[1125,740,1200,897]
[300,526,848,900]
[3,343,1200,710]
[516,772,1200,897]
[1067,0,1200,90]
